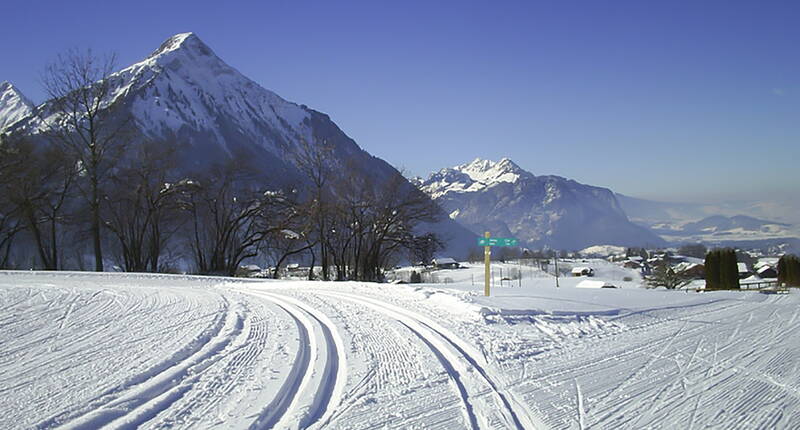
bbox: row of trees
[0,49,444,281]
[0,131,443,281]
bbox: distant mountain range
[617,194,800,226]
[415,158,666,250]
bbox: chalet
[623,260,642,269]
[237,264,262,277]
[738,262,751,279]
[576,280,616,288]
[757,265,778,279]
[674,262,705,279]
[571,267,594,277]
[432,258,460,269]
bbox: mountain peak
[148,32,213,59]
[0,81,34,132]
[455,157,524,186]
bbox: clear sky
[2,0,798,203]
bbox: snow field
[3,269,800,429]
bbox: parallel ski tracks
[36,297,240,430]
[314,290,542,430]
[243,290,347,430]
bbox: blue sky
[2,1,798,203]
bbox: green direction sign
[477,237,519,247]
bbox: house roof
[737,262,749,273]
[757,265,776,274]
[433,257,457,265]
[675,262,702,272]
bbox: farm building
[757,265,778,278]
[737,262,751,279]
[571,267,594,277]
[432,258,460,269]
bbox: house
[576,280,617,288]
[237,264,263,277]
[623,260,642,269]
[432,258,460,269]
[674,262,705,279]
[737,262,751,279]
[757,265,778,279]
[571,266,594,277]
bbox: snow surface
[2,268,800,429]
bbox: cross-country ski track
[3,269,800,429]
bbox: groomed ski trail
[242,291,347,430]
[312,289,543,430]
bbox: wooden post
[484,231,491,296]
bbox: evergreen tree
[721,248,740,289]
[705,248,739,290]
[778,254,800,287]
[705,250,720,290]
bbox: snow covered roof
[674,262,702,272]
[433,257,457,265]
[757,265,776,275]
[576,280,616,289]
[737,262,749,273]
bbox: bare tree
[103,142,185,272]
[324,170,443,281]
[259,196,317,279]
[0,134,25,267]
[645,263,691,290]
[293,138,334,280]
[40,48,129,271]
[180,161,274,276]
[1,135,77,269]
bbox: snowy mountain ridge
[418,159,666,249]
[422,158,524,198]
[6,32,374,180]
[0,81,34,132]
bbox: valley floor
[1,268,798,429]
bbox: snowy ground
[2,267,799,429]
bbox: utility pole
[554,251,560,288]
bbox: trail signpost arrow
[479,232,519,296]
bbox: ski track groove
[315,290,542,430]
[242,290,346,430]
[35,297,238,430]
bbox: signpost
[478,232,519,296]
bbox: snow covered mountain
[0,81,34,132]
[418,158,666,250]
[4,32,475,255]
[10,33,382,186]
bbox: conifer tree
[705,248,739,289]
[778,254,800,287]
[705,250,720,289]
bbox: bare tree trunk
[91,177,103,271]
